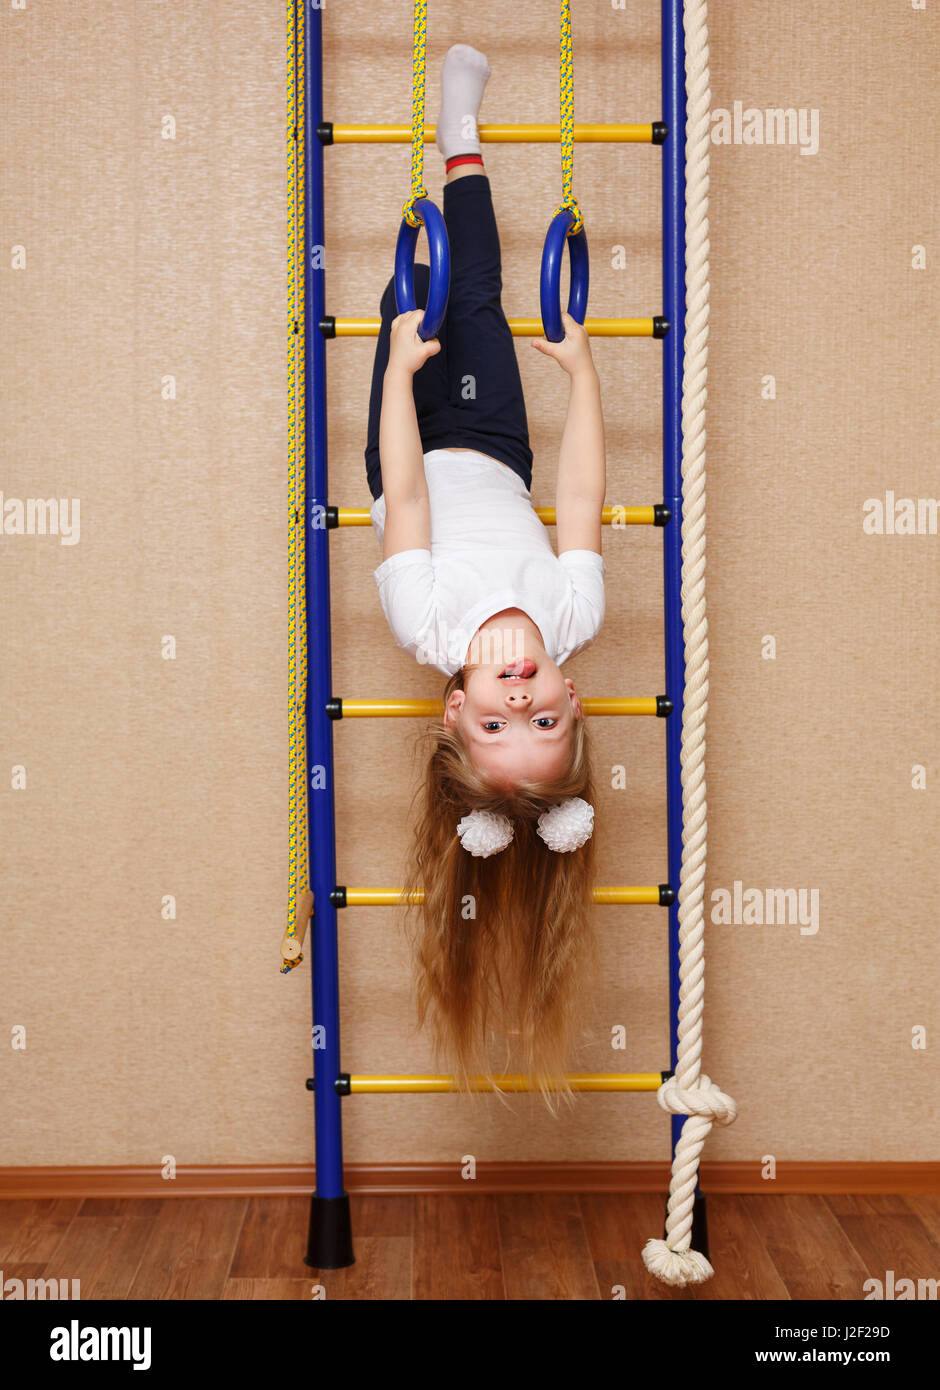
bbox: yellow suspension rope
[402,0,430,228]
[553,0,584,235]
[283,0,310,973]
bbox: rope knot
[656,1072,738,1126]
[553,195,584,237]
[642,1239,714,1286]
[402,191,428,229]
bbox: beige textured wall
[1,1,937,1171]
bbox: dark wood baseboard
[1,1161,938,1199]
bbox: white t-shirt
[370,448,606,676]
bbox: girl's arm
[379,311,441,562]
[531,312,606,555]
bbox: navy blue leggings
[365,174,533,501]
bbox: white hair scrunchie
[456,809,515,858]
[537,797,595,852]
[456,797,594,857]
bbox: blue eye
[482,721,504,732]
[534,717,557,729]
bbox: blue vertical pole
[302,0,353,1269]
[661,0,708,1256]
[662,0,686,1167]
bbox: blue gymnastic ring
[394,198,450,342]
[539,209,589,344]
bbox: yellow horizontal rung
[334,505,658,527]
[591,886,663,905]
[343,886,663,907]
[337,697,660,718]
[582,697,661,716]
[329,123,659,145]
[347,1073,664,1093]
[330,317,657,339]
[340,698,444,718]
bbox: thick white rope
[641,0,738,1287]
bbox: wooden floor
[1,1192,938,1300]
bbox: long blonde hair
[403,670,598,1107]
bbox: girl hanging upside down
[364,45,607,1102]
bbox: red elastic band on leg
[444,153,484,172]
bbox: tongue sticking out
[500,658,537,679]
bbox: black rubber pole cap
[305,1192,354,1270]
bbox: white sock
[435,44,491,163]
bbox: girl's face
[443,651,583,788]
